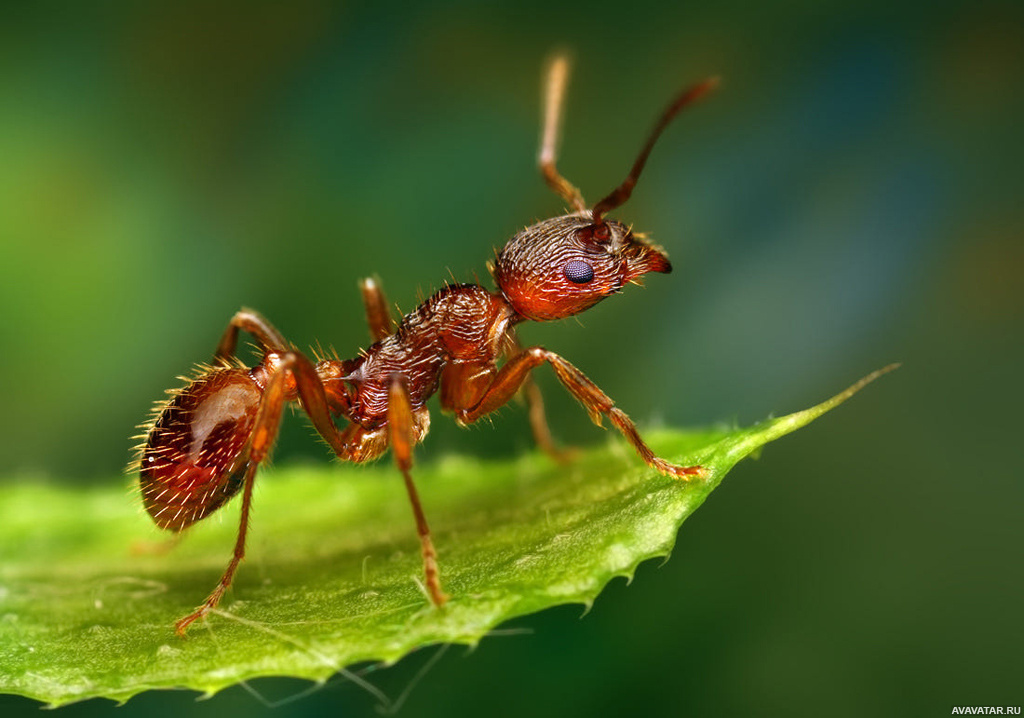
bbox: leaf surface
[0,368,894,706]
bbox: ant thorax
[330,284,515,421]
[493,213,672,322]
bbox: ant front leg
[388,375,449,607]
[457,347,705,480]
[504,331,572,463]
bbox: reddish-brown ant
[134,57,717,635]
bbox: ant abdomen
[140,368,262,532]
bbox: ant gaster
[134,57,718,635]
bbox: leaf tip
[809,361,900,416]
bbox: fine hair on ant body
[134,56,718,636]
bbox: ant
[134,57,717,636]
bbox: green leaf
[0,367,895,707]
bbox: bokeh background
[1,1,1021,716]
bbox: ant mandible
[134,57,718,636]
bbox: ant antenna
[539,55,587,213]
[591,76,719,225]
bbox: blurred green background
[1,0,1021,716]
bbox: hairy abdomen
[140,368,262,531]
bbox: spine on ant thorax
[319,283,516,425]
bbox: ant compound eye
[563,259,594,284]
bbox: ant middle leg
[504,331,571,463]
[388,375,448,607]
[457,347,705,480]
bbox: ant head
[493,213,670,321]
[500,58,716,322]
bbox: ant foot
[419,537,450,608]
[174,605,210,637]
[428,584,450,608]
[653,458,707,481]
[174,584,227,636]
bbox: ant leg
[212,311,352,460]
[174,459,258,635]
[505,332,570,462]
[285,352,358,458]
[388,375,448,607]
[459,347,705,480]
[522,378,566,460]
[212,310,352,458]
[173,356,294,636]
[359,277,397,341]
[170,349,356,635]
[214,308,289,363]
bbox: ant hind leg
[171,347,365,635]
[214,308,290,364]
[167,350,299,635]
[171,357,294,636]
